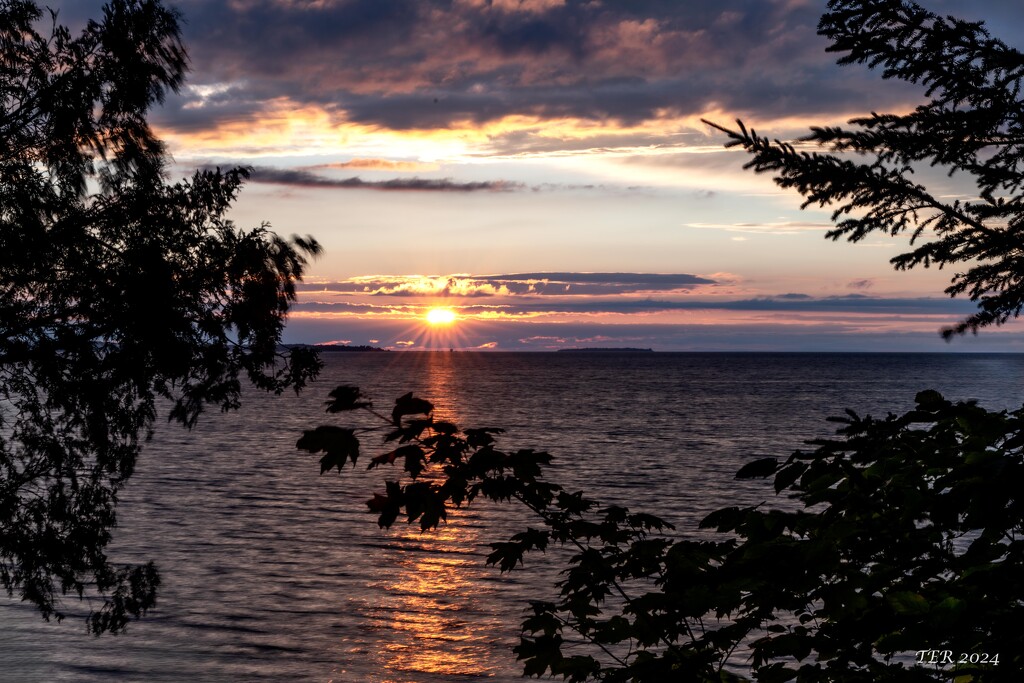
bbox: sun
[425,307,457,326]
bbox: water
[3,352,1024,682]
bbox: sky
[58,0,1024,351]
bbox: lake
[4,352,1024,681]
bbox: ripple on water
[3,352,1024,681]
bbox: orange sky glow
[56,0,1021,351]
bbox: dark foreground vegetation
[301,386,1022,681]
[0,0,319,632]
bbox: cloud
[291,289,980,319]
[58,0,1006,167]
[241,165,523,191]
[518,335,568,344]
[308,159,439,171]
[295,272,716,297]
[500,272,714,286]
[120,0,927,140]
[848,279,874,290]
[686,220,830,235]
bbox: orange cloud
[308,158,440,172]
[159,94,868,166]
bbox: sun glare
[425,307,457,325]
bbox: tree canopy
[705,0,1024,339]
[1,0,320,633]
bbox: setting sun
[425,307,457,325]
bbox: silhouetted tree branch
[301,384,1022,680]
[704,0,1024,339]
[0,0,320,633]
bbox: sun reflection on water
[370,520,503,679]
[354,352,506,681]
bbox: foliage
[301,386,1022,681]
[704,390,1023,681]
[0,1,320,633]
[705,0,1024,338]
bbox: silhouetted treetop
[706,0,1024,338]
[0,0,320,633]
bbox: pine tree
[706,0,1024,339]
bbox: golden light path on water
[372,520,498,680]
[350,351,509,681]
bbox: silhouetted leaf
[915,389,945,410]
[887,591,929,615]
[754,663,798,683]
[391,392,433,425]
[368,444,423,471]
[404,446,427,478]
[465,427,504,448]
[366,493,389,513]
[736,457,779,479]
[773,462,807,493]
[296,426,359,472]
[488,542,527,572]
[431,420,458,434]
[324,385,371,412]
[699,506,745,532]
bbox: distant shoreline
[555,347,654,353]
[285,346,1024,355]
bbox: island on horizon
[556,347,654,353]
[301,344,389,352]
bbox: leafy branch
[299,386,1021,681]
[297,385,753,681]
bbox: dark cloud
[480,4,588,58]
[310,159,436,171]
[44,0,1023,178]
[106,0,932,133]
[500,272,714,285]
[239,166,523,192]
[292,292,979,317]
[555,296,974,315]
[49,1,1021,138]
[295,272,716,297]
[494,272,715,294]
[236,167,611,192]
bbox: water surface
[4,353,1023,681]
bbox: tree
[1,1,320,634]
[300,0,1024,680]
[704,0,1024,339]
